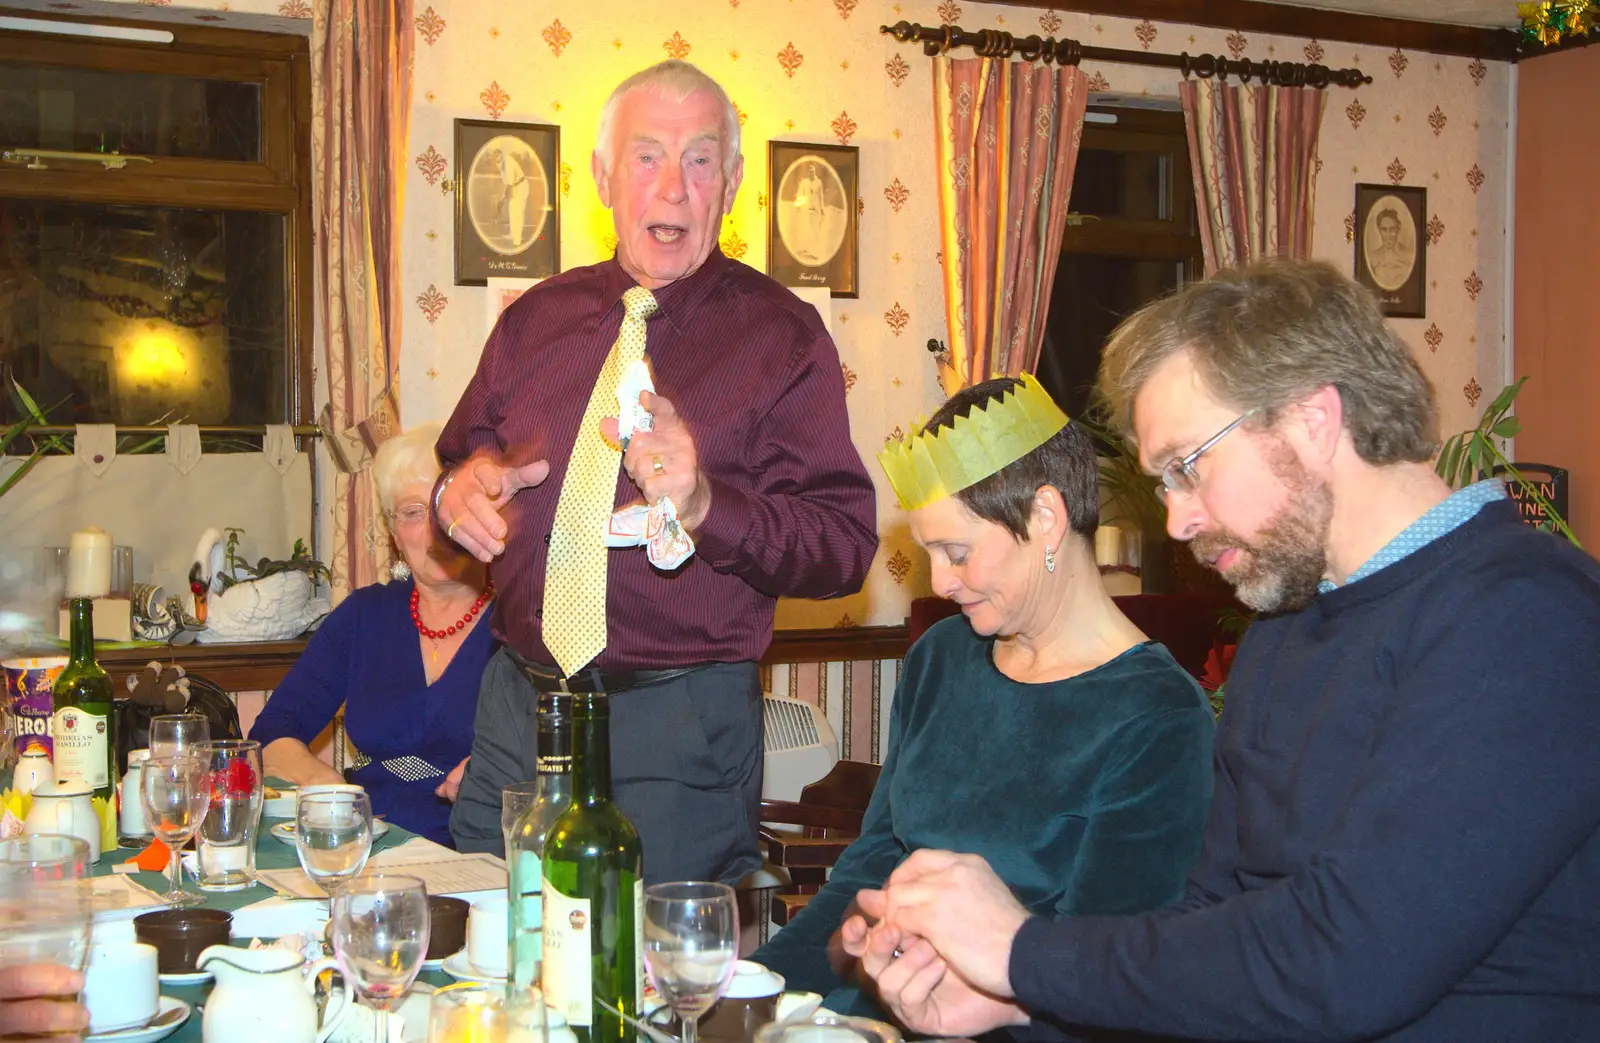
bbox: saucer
[270,819,390,845]
[156,968,211,987]
[87,996,191,1043]
[441,949,507,983]
[421,947,464,972]
[261,786,299,818]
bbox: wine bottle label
[543,877,593,1028]
[52,707,108,789]
[634,877,645,1012]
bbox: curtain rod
[880,21,1372,88]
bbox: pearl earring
[1044,544,1057,574]
[390,559,412,581]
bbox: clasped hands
[840,850,1034,1038]
[439,391,708,562]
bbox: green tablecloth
[88,792,457,1043]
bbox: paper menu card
[89,874,170,920]
[256,852,508,901]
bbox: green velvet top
[753,616,1215,1015]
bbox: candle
[1094,525,1122,568]
[66,527,113,599]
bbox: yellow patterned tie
[542,286,658,676]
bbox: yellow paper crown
[876,374,1069,510]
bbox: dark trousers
[450,646,764,885]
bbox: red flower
[1200,642,1238,692]
[213,759,258,802]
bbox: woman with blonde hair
[250,424,498,845]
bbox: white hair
[371,423,443,515]
[594,60,741,177]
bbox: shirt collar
[600,246,730,336]
[1318,478,1508,594]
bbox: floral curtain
[1180,79,1326,273]
[312,0,414,599]
[932,56,1088,392]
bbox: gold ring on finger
[446,520,459,538]
[652,455,665,475]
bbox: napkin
[0,788,31,839]
[122,837,171,873]
[611,359,696,572]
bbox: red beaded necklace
[411,582,494,662]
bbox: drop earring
[1044,544,1057,574]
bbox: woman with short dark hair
[753,375,1214,1021]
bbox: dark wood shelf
[91,625,915,694]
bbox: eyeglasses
[388,502,429,526]
[1158,411,1256,502]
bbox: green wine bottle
[51,598,118,803]
[541,692,643,1043]
[507,692,574,996]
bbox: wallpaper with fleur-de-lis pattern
[103,0,1511,641]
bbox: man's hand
[862,850,1032,998]
[845,920,1028,1037]
[436,453,551,562]
[0,964,88,1040]
[434,756,469,802]
[601,391,711,532]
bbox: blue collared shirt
[1319,478,1508,594]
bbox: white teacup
[300,783,365,800]
[83,941,160,1034]
[467,897,509,978]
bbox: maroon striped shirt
[436,248,878,671]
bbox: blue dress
[248,580,498,846]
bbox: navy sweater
[1011,500,1600,1041]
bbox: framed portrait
[453,119,560,286]
[767,140,859,299]
[1353,183,1426,318]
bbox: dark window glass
[1036,256,1185,421]
[0,63,261,162]
[0,199,287,426]
[1069,149,1173,221]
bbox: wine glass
[0,835,92,972]
[642,882,739,1043]
[331,873,430,1042]
[147,714,210,760]
[140,755,210,907]
[501,782,541,857]
[295,792,374,897]
[426,981,548,1043]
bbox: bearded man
[844,259,1600,1043]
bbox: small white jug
[197,945,353,1043]
[24,779,99,862]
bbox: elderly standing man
[435,59,877,884]
[847,259,1600,1041]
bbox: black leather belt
[509,652,700,694]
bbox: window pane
[0,63,261,162]
[1036,255,1184,420]
[0,199,288,426]
[1069,149,1172,221]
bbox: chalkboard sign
[1493,463,1569,530]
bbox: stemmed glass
[331,873,430,1042]
[147,714,210,760]
[295,792,374,897]
[140,755,210,907]
[500,782,541,856]
[642,882,739,1043]
[0,835,92,974]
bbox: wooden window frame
[1062,106,1203,276]
[0,10,314,427]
